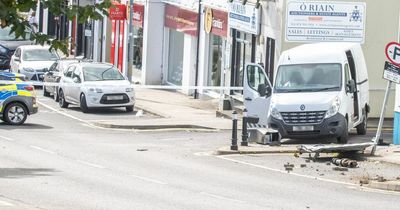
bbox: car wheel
[337,119,349,144]
[54,90,59,102]
[80,94,89,113]
[356,113,367,135]
[43,86,50,97]
[126,105,134,113]
[3,102,27,125]
[58,89,69,108]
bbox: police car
[0,72,38,125]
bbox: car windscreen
[22,49,59,61]
[274,63,342,93]
[83,66,125,81]
[0,26,31,41]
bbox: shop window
[208,35,223,87]
[167,29,184,85]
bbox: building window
[208,35,223,87]
[167,29,184,85]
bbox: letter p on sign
[386,42,400,66]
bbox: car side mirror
[73,77,81,83]
[346,79,356,93]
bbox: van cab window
[275,63,342,93]
[247,65,268,91]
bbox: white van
[243,43,369,143]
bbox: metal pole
[193,0,202,99]
[127,0,134,82]
[241,108,248,146]
[371,81,392,155]
[231,110,238,150]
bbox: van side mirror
[257,84,266,97]
[14,57,20,62]
[347,80,356,93]
[257,84,272,97]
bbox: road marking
[0,135,14,141]
[216,155,357,187]
[77,160,106,169]
[38,101,134,132]
[347,186,400,195]
[131,174,168,185]
[30,145,56,154]
[200,192,246,204]
[0,200,13,206]
[38,101,86,123]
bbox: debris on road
[284,163,294,173]
[360,179,369,185]
[331,158,358,168]
[300,164,307,168]
[332,167,349,172]
[137,148,148,152]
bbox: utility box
[393,84,400,145]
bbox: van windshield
[274,63,342,93]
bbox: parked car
[0,72,38,125]
[43,59,79,101]
[10,45,59,81]
[243,43,369,144]
[58,62,135,113]
[0,26,32,71]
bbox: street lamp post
[127,0,134,82]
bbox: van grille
[281,111,326,125]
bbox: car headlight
[325,97,341,119]
[0,45,7,54]
[89,88,103,93]
[126,87,134,92]
[270,104,282,120]
[23,68,35,72]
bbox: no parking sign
[383,42,400,83]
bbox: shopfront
[228,2,261,95]
[164,4,198,88]
[203,7,228,93]
[131,3,145,83]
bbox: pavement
[93,89,234,130]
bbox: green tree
[0,0,112,55]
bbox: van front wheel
[337,119,349,144]
[356,113,367,135]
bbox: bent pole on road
[371,80,392,155]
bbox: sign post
[372,42,400,155]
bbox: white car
[9,45,59,81]
[58,62,135,113]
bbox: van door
[344,63,355,128]
[243,63,273,126]
[346,50,359,121]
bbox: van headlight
[126,87,134,92]
[325,97,341,119]
[270,104,282,120]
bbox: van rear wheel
[337,119,349,144]
[356,113,367,135]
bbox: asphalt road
[0,94,398,210]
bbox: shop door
[231,32,254,95]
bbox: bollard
[241,109,249,146]
[231,110,238,150]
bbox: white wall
[181,34,198,95]
[142,0,165,85]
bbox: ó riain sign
[286,1,366,43]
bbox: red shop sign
[204,7,228,37]
[133,3,145,27]
[109,3,127,20]
[164,4,198,36]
